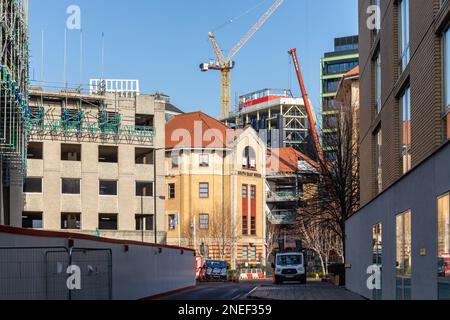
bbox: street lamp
[153,147,166,244]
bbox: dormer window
[243,146,256,169]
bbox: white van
[272,252,306,284]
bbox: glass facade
[444,27,450,112]
[372,223,383,300]
[375,128,383,193]
[396,210,412,300]
[438,193,450,300]
[399,0,410,72]
[401,87,411,173]
[375,51,382,114]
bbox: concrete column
[9,167,23,227]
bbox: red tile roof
[166,112,231,148]
[344,66,359,77]
[267,147,319,174]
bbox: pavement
[159,279,364,301]
[247,279,365,300]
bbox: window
[251,185,256,200]
[400,87,411,173]
[136,181,153,197]
[199,243,209,257]
[99,214,118,230]
[444,27,450,113]
[61,144,81,161]
[27,142,43,160]
[242,247,248,262]
[23,178,42,193]
[135,214,154,231]
[375,50,382,114]
[243,146,256,169]
[372,223,383,300]
[168,214,177,230]
[438,193,450,300]
[171,155,179,168]
[372,224,383,265]
[375,128,382,193]
[199,183,209,198]
[199,153,209,167]
[242,216,248,235]
[99,146,118,163]
[325,61,358,75]
[135,148,154,165]
[324,79,340,93]
[168,183,176,199]
[250,247,256,261]
[399,0,410,72]
[61,213,81,230]
[251,217,256,236]
[242,185,248,199]
[135,114,154,127]
[62,179,80,195]
[22,212,43,229]
[199,214,209,230]
[396,210,412,300]
[99,180,117,196]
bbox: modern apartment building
[0,0,29,225]
[218,89,312,155]
[334,66,360,148]
[321,36,359,158]
[165,112,266,268]
[19,81,182,243]
[347,0,450,300]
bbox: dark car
[199,260,228,282]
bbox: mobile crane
[288,48,325,165]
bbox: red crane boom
[288,48,325,165]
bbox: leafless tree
[196,212,238,261]
[265,220,282,263]
[296,99,359,265]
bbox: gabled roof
[165,103,184,114]
[344,66,359,77]
[166,112,230,149]
[267,147,319,174]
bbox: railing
[266,191,301,202]
[267,210,295,225]
[28,121,155,143]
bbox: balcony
[267,210,295,225]
[266,191,301,203]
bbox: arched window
[243,146,256,169]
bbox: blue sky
[28,0,358,116]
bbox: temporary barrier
[239,269,266,280]
[0,226,196,300]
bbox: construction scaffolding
[28,81,155,146]
[218,89,310,153]
[0,0,30,184]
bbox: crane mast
[288,48,325,165]
[201,0,284,117]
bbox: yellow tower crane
[200,0,284,117]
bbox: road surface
[161,280,271,300]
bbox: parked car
[199,260,228,282]
[272,252,306,285]
[438,253,450,278]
